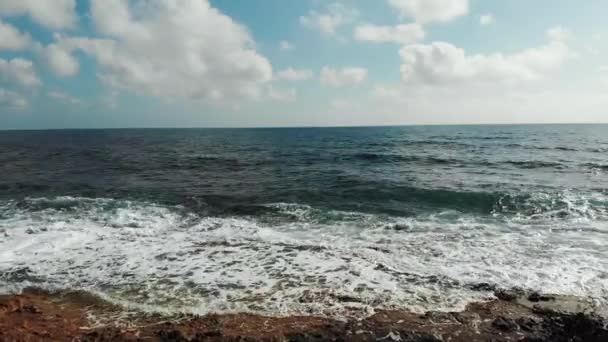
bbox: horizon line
[0,122,608,132]
[1,122,608,132]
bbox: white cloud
[321,66,367,87]
[268,86,296,102]
[399,27,573,85]
[0,0,77,29]
[48,90,82,105]
[0,19,31,50]
[279,40,295,51]
[300,3,358,36]
[480,14,495,26]
[276,68,313,81]
[358,82,608,125]
[0,88,28,110]
[387,0,468,24]
[41,42,80,77]
[342,26,590,125]
[47,0,272,103]
[354,23,424,44]
[0,58,41,88]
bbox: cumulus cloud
[0,88,28,110]
[399,27,573,85]
[349,26,586,125]
[480,14,495,26]
[276,68,313,81]
[0,58,41,88]
[321,66,367,87]
[48,90,81,105]
[0,0,77,29]
[0,19,31,50]
[279,40,295,51]
[44,0,272,103]
[41,42,80,77]
[387,0,469,24]
[300,3,358,36]
[354,23,424,44]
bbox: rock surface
[0,288,607,341]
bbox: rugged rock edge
[1,288,607,341]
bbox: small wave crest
[492,191,608,221]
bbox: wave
[7,182,608,222]
[351,153,571,171]
[505,160,566,169]
[504,143,583,152]
[351,153,466,165]
[583,163,608,171]
[1,196,607,316]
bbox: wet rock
[395,331,443,342]
[468,282,496,292]
[526,312,608,342]
[494,288,524,301]
[516,317,542,332]
[23,304,42,314]
[2,288,608,341]
[492,316,519,332]
[80,328,132,342]
[287,332,334,342]
[156,328,188,342]
[528,292,554,302]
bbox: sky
[0,0,607,129]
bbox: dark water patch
[351,153,467,166]
[506,160,566,169]
[586,148,608,153]
[554,146,578,151]
[400,140,476,149]
[504,143,583,152]
[583,163,608,171]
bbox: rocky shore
[1,288,607,341]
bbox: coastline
[1,288,607,341]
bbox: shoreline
[1,288,607,341]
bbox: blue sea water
[0,125,607,315]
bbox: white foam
[1,196,607,317]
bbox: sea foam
[1,196,607,316]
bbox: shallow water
[1,125,607,315]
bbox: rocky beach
[1,288,607,341]
[3,127,608,340]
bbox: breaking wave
[1,195,607,316]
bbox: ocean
[0,125,607,316]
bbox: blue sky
[0,0,607,129]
